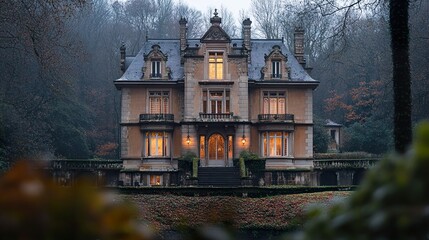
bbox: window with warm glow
[149,91,169,114]
[145,131,170,157]
[209,52,223,80]
[227,136,233,160]
[262,131,290,157]
[208,134,225,160]
[200,136,205,159]
[150,175,162,186]
[263,92,286,114]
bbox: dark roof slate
[117,39,316,82]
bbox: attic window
[272,60,281,78]
[261,45,289,81]
[209,52,223,80]
[151,60,161,78]
[143,44,168,80]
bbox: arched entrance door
[207,133,225,166]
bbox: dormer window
[143,44,168,80]
[261,45,289,81]
[209,52,223,80]
[272,60,281,79]
[151,60,161,78]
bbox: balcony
[199,112,234,121]
[140,114,174,122]
[258,114,294,122]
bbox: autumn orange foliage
[325,81,383,123]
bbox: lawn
[118,191,351,232]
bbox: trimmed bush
[192,157,198,178]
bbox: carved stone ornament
[200,26,231,43]
[144,44,168,61]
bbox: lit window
[228,136,233,160]
[200,136,205,159]
[272,60,281,78]
[145,131,170,157]
[209,52,223,79]
[263,92,285,114]
[150,175,162,186]
[202,89,230,114]
[262,132,290,157]
[151,60,161,78]
[149,91,169,114]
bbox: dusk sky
[176,0,251,24]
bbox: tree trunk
[390,0,412,153]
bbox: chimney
[179,17,188,52]
[242,18,252,51]
[294,27,306,67]
[120,42,126,73]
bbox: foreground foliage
[287,121,429,239]
[0,162,149,239]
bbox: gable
[200,25,231,43]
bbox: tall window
[263,92,286,114]
[151,60,161,78]
[209,52,223,80]
[145,132,170,157]
[149,91,169,114]
[261,132,290,157]
[272,60,281,78]
[202,89,230,114]
[200,136,206,159]
[208,134,224,160]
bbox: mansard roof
[247,39,315,81]
[118,39,183,81]
[117,38,316,82]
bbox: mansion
[114,11,319,186]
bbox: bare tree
[250,0,283,38]
[174,2,204,38]
[307,0,412,153]
[204,6,238,38]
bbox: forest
[0,0,428,161]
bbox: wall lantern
[186,125,191,145]
[241,125,246,145]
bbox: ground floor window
[261,131,291,157]
[149,175,162,186]
[144,131,170,157]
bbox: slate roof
[118,39,183,81]
[117,38,316,82]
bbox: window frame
[261,131,291,157]
[271,60,281,78]
[262,91,286,115]
[208,51,224,80]
[148,90,170,114]
[151,60,161,78]
[144,131,170,157]
[202,88,230,114]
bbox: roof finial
[210,8,221,25]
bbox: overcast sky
[176,0,251,24]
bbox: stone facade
[114,11,319,186]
